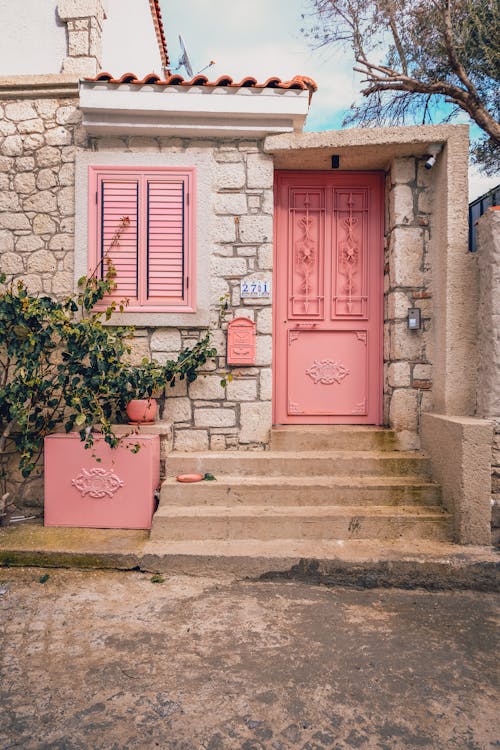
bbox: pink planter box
[44,433,160,529]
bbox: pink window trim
[88,165,196,313]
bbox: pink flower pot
[126,398,158,424]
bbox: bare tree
[303,0,499,173]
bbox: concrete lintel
[264,124,468,171]
[421,413,493,545]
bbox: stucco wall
[421,414,493,544]
[476,208,500,540]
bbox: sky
[101,0,498,200]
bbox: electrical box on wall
[227,317,256,365]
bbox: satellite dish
[178,34,194,78]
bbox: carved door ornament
[295,194,316,313]
[306,359,350,385]
[339,195,359,313]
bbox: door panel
[274,172,384,425]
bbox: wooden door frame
[272,169,385,426]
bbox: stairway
[150,427,451,546]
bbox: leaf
[38,574,49,584]
[150,574,164,584]
[203,473,216,481]
[75,414,86,426]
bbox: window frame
[88,165,196,313]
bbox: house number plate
[240,279,271,298]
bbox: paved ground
[0,568,498,750]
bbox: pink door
[274,171,384,425]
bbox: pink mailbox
[227,317,256,365]
[44,432,160,529]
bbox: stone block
[413,363,432,380]
[57,0,105,20]
[0,192,20,211]
[390,184,414,225]
[49,233,73,252]
[389,388,418,431]
[0,231,14,252]
[150,329,182,352]
[214,193,247,215]
[210,435,226,450]
[390,322,425,360]
[52,271,73,295]
[61,56,98,77]
[387,291,410,319]
[0,156,12,171]
[165,378,188,398]
[255,335,272,365]
[17,119,45,134]
[239,214,273,244]
[163,397,192,423]
[125,338,151,366]
[22,134,45,152]
[18,274,43,294]
[391,157,415,184]
[210,276,230,305]
[15,157,34,171]
[174,429,209,451]
[46,127,72,147]
[226,378,257,401]
[246,152,274,189]
[214,215,237,243]
[15,235,42,253]
[56,106,82,125]
[0,253,24,275]
[36,146,61,168]
[36,169,58,190]
[1,136,23,157]
[387,362,411,388]
[68,30,90,56]
[33,214,56,234]
[0,120,16,136]
[189,375,225,400]
[259,369,272,400]
[0,213,30,231]
[256,307,272,334]
[14,173,36,194]
[215,163,245,190]
[4,102,37,121]
[194,408,236,428]
[23,191,57,213]
[257,243,273,270]
[211,256,247,277]
[27,250,57,274]
[389,228,424,286]
[57,187,75,216]
[239,401,272,443]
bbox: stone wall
[384,157,434,449]
[0,97,82,296]
[476,208,500,542]
[90,135,274,453]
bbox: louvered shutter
[146,176,186,305]
[99,177,139,302]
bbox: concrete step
[149,504,452,543]
[166,450,432,478]
[161,475,442,506]
[270,426,398,452]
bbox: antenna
[178,34,193,78]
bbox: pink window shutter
[99,177,139,303]
[145,177,188,306]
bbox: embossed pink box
[44,433,160,529]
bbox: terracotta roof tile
[84,72,318,93]
[148,0,170,72]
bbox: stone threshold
[0,523,498,592]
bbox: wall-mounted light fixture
[331,155,340,169]
[408,307,422,330]
[424,143,443,170]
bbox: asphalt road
[0,568,498,749]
